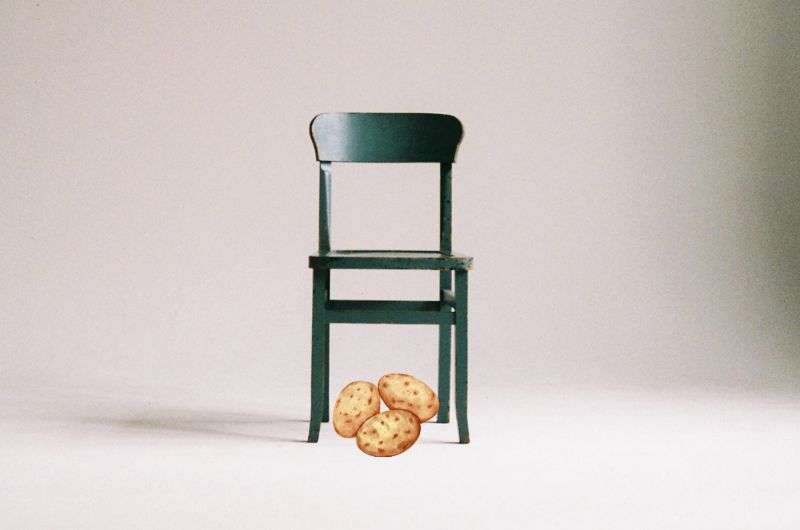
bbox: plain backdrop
[2,2,799,529]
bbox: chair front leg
[455,270,469,444]
[437,270,452,423]
[307,268,326,442]
[437,323,451,423]
[322,270,331,422]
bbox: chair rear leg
[308,269,326,442]
[437,322,451,423]
[455,270,469,443]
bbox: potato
[356,410,421,457]
[332,381,380,438]
[378,373,439,422]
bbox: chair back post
[439,163,452,255]
[318,161,332,252]
[439,162,453,299]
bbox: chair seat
[309,250,473,270]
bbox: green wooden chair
[306,113,472,444]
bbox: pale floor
[2,383,799,529]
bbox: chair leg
[437,322,451,423]
[321,322,330,422]
[437,270,452,423]
[322,270,331,422]
[455,270,469,444]
[307,269,326,443]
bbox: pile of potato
[333,373,439,457]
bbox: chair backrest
[309,113,463,254]
[310,113,463,163]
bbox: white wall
[2,1,799,400]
